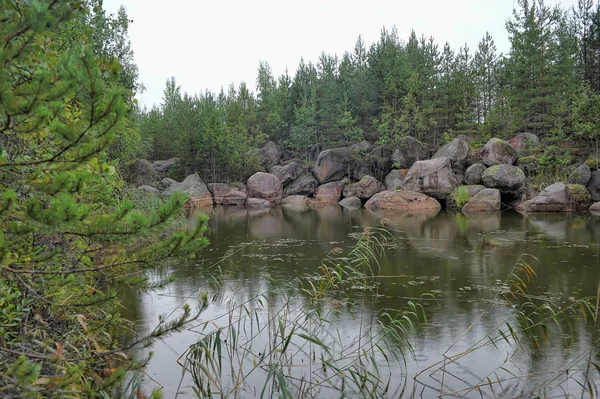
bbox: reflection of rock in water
[248,207,293,240]
[527,213,573,241]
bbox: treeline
[137,0,600,182]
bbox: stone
[222,190,246,206]
[312,147,350,184]
[151,158,178,173]
[352,146,393,181]
[392,136,428,169]
[568,164,592,186]
[365,190,441,215]
[122,159,158,187]
[208,183,230,205]
[481,138,518,166]
[163,173,213,207]
[385,170,404,191]
[247,198,272,209]
[247,172,283,204]
[230,182,246,192]
[525,182,574,212]
[402,157,459,200]
[590,202,600,211]
[432,138,469,169]
[271,161,302,186]
[259,141,284,169]
[587,170,600,201]
[446,185,486,211]
[342,175,385,201]
[464,163,487,185]
[481,164,526,200]
[349,140,373,154]
[308,144,323,162]
[282,195,310,206]
[508,132,540,154]
[462,188,501,214]
[466,148,483,167]
[284,173,319,197]
[568,184,593,211]
[312,179,348,205]
[137,185,160,195]
[339,196,362,210]
[158,177,179,191]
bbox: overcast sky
[102,0,579,108]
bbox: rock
[208,183,230,205]
[392,136,427,169]
[163,173,213,207]
[587,170,600,201]
[282,195,311,207]
[481,138,518,166]
[284,173,319,197]
[339,196,362,210]
[517,156,539,177]
[590,202,600,211]
[432,138,469,169]
[525,182,574,212]
[568,184,593,210]
[308,144,323,162]
[158,177,178,191]
[402,158,459,200]
[353,146,393,181]
[122,159,158,187]
[481,164,526,200]
[259,141,284,169]
[446,185,486,211]
[365,190,441,215]
[464,163,487,185]
[312,147,350,184]
[247,198,272,209]
[271,162,302,186]
[462,188,501,214]
[349,140,373,154]
[151,158,178,173]
[230,182,246,192]
[466,148,483,167]
[137,185,160,195]
[568,164,592,186]
[342,176,385,201]
[312,179,348,205]
[247,172,283,204]
[515,199,533,212]
[222,190,246,206]
[385,170,405,191]
[508,132,540,154]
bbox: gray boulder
[587,170,600,201]
[385,170,405,191]
[313,179,348,205]
[222,190,246,206]
[392,136,427,169]
[208,183,231,205]
[462,188,501,214]
[282,195,311,209]
[284,173,319,197]
[247,172,283,204]
[308,144,323,162]
[137,185,160,195]
[481,164,526,200]
[446,185,486,212]
[342,176,385,201]
[349,140,373,154]
[402,158,459,200]
[432,138,469,169]
[230,182,246,192]
[122,159,158,187]
[158,177,178,191]
[568,164,592,186]
[481,138,518,166]
[312,147,350,184]
[271,162,302,186]
[163,173,213,207]
[509,132,540,154]
[365,190,441,215]
[259,141,284,169]
[151,158,178,174]
[525,182,574,212]
[464,163,487,185]
[339,196,362,210]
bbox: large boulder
[568,164,592,186]
[222,190,246,206]
[122,159,158,187]
[568,184,593,211]
[342,176,385,201]
[432,138,469,170]
[271,161,302,186]
[312,147,350,184]
[365,190,441,215]
[349,140,373,154]
[247,172,283,204]
[208,183,231,205]
[385,169,406,191]
[339,196,362,210]
[402,158,459,200]
[481,164,526,200]
[587,170,600,201]
[247,198,272,209]
[312,179,348,205]
[158,177,179,191]
[281,195,311,209]
[163,173,213,207]
[151,158,178,174]
[284,173,319,197]
[392,136,427,169]
[259,141,284,169]
[590,202,600,212]
[464,163,487,185]
[462,188,501,214]
[446,185,486,212]
[230,182,246,192]
[525,182,574,212]
[509,132,540,154]
[352,145,393,181]
[466,148,483,167]
[137,185,160,195]
[481,138,518,166]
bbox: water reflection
[122,208,600,397]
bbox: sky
[102,0,580,109]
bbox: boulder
[385,170,405,191]
[308,144,323,162]
[247,198,272,209]
[509,132,540,154]
[587,170,600,201]
[222,190,246,206]
[464,163,487,185]
[462,188,501,214]
[481,165,526,200]
[281,195,311,209]
[339,196,362,210]
[312,179,348,205]
[312,147,350,184]
[466,148,483,167]
[342,175,385,201]
[151,158,178,174]
[402,158,459,200]
[568,164,592,186]
[208,183,231,205]
[352,145,393,181]
[259,141,284,169]
[163,173,213,207]
[158,177,179,191]
[137,185,160,195]
[284,173,319,197]
[568,184,593,211]
[590,202,600,212]
[365,190,441,215]
[349,140,373,154]
[247,172,283,204]
[392,136,427,169]
[481,138,518,166]
[525,182,574,212]
[446,185,486,212]
[230,182,247,192]
[122,159,158,187]
[432,138,469,170]
[271,162,302,186]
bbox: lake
[121,206,600,398]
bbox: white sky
[102,0,580,109]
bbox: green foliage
[454,186,471,208]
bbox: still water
[122,206,600,398]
